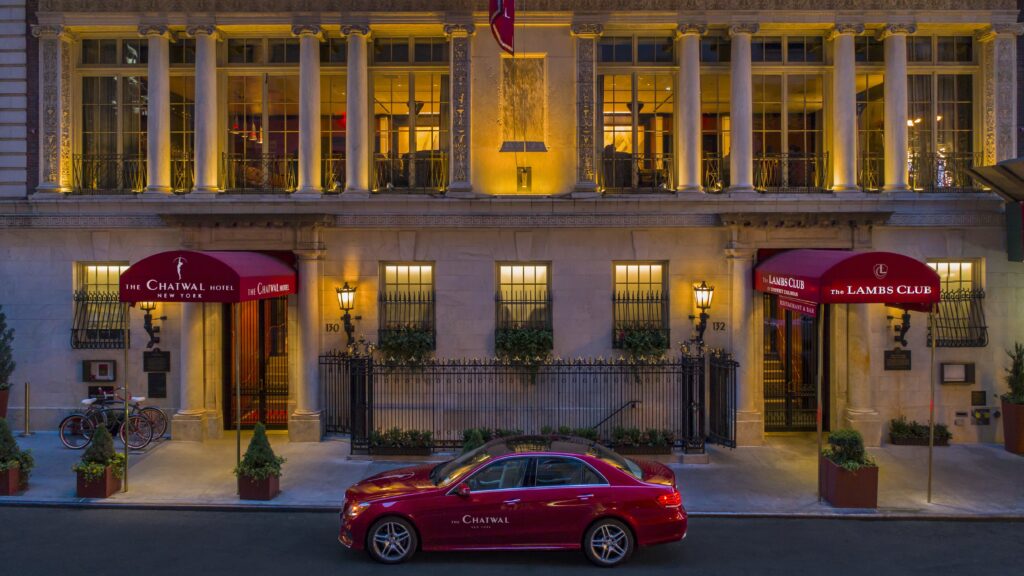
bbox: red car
[339,435,687,567]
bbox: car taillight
[657,489,682,508]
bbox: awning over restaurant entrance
[119,250,296,303]
[754,249,941,314]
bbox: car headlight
[345,501,371,520]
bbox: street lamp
[336,282,358,347]
[691,281,714,344]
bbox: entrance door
[762,294,828,432]
[224,297,289,429]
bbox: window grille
[613,263,669,348]
[496,264,552,332]
[71,263,129,349]
[379,264,436,347]
[927,261,988,347]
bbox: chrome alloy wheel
[589,523,629,565]
[371,521,412,562]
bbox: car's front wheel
[366,517,418,564]
[583,518,635,567]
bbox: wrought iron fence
[612,290,669,348]
[322,154,346,193]
[378,291,436,344]
[221,153,297,193]
[909,152,984,193]
[374,151,449,193]
[754,152,829,193]
[707,352,738,448]
[927,289,989,347]
[71,154,147,195]
[71,291,128,349]
[320,354,738,453]
[599,152,674,193]
[702,152,726,192]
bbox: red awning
[119,250,296,303]
[754,250,941,313]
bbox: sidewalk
[2,432,1022,517]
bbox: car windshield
[430,446,492,486]
[589,443,644,480]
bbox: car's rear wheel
[366,517,417,564]
[583,518,634,567]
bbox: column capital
[293,248,326,261]
[676,23,707,38]
[186,25,219,39]
[139,24,172,39]
[341,24,371,38]
[292,24,324,40]
[829,23,864,40]
[877,23,916,40]
[977,23,1024,43]
[728,23,759,37]
[31,24,73,41]
[725,242,755,260]
[570,23,603,38]
[444,23,476,39]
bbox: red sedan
[339,435,687,566]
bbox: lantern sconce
[137,301,165,349]
[336,282,359,347]
[888,308,911,347]
[690,281,714,344]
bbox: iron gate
[225,298,290,429]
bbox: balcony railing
[374,151,449,194]
[857,154,884,192]
[599,152,674,194]
[71,154,147,195]
[322,154,346,193]
[172,156,194,193]
[221,153,297,194]
[702,152,726,192]
[754,152,829,193]
[909,152,983,193]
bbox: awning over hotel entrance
[119,250,296,303]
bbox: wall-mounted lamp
[888,309,911,347]
[137,301,165,349]
[690,281,714,344]
[336,282,358,347]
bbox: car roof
[479,435,607,459]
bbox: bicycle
[90,392,168,441]
[58,388,155,450]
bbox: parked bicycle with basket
[58,387,164,450]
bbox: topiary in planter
[820,429,878,508]
[0,417,31,495]
[0,305,15,419]
[1002,343,1024,454]
[72,425,124,498]
[235,423,285,500]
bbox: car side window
[465,458,529,492]
[534,457,607,487]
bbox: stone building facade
[1,1,1022,447]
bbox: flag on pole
[490,0,515,55]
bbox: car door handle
[503,498,521,505]
[577,494,594,500]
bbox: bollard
[19,381,32,437]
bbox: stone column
[173,302,207,441]
[290,250,323,442]
[294,25,323,196]
[140,25,172,195]
[880,24,914,192]
[570,23,602,197]
[831,24,862,192]
[845,303,882,446]
[728,24,757,193]
[979,24,1024,164]
[728,242,763,446]
[188,26,219,194]
[30,25,72,194]
[445,24,476,197]
[342,25,371,196]
[676,24,704,193]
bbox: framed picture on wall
[83,360,116,383]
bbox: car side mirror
[455,483,471,498]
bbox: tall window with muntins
[72,263,129,349]
[496,264,552,335]
[612,263,668,349]
[926,261,987,347]
[76,40,150,194]
[700,33,731,191]
[321,71,347,193]
[907,36,978,192]
[370,38,450,193]
[855,69,885,191]
[379,264,436,350]
[169,76,195,192]
[597,34,674,193]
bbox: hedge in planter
[1002,343,1024,455]
[378,327,435,365]
[369,427,433,455]
[889,416,951,446]
[496,328,553,363]
[235,423,285,500]
[610,427,675,454]
[0,305,14,419]
[0,417,32,495]
[820,429,878,508]
[72,425,124,498]
[619,328,669,362]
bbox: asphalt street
[0,507,1019,576]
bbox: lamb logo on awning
[873,263,888,280]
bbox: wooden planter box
[0,467,21,496]
[819,456,878,509]
[1002,399,1024,455]
[238,474,280,501]
[0,388,9,419]
[370,446,433,456]
[890,435,949,446]
[76,466,121,499]
[612,445,673,455]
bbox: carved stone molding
[334,213,721,229]
[981,29,1018,164]
[32,25,73,191]
[185,25,219,39]
[877,23,917,40]
[676,24,707,38]
[575,33,597,187]
[719,211,892,228]
[448,29,472,189]
[340,25,371,38]
[0,215,165,228]
[291,24,323,39]
[829,23,864,40]
[30,24,71,40]
[138,24,172,38]
[444,23,475,38]
[570,23,603,38]
[728,24,759,37]
[977,23,1024,43]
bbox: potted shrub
[1001,343,1024,455]
[819,429,878,508]
[610,427,675,455]
[889,416,952,446]
[72,425,124,498]
[619,328,669,362]
[0,305,14,419]
[0,417,32,495]
[369,427,433,456]
[378,326,434,365]
[235,422,285,500]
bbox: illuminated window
[321,74,347,192]
[379,264,435,348]
[597,72,674,191]
[613,263,668,349]
[372,69,450,192]
[496,264,552,333]
[856,72,885,191]
[927,260,987,348]
[701,73,730,191]
[72,263,129,349]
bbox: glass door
[763,294,828,432]
[224,297,289,429]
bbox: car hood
[345,463,440,501]
[628,458,676,487]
